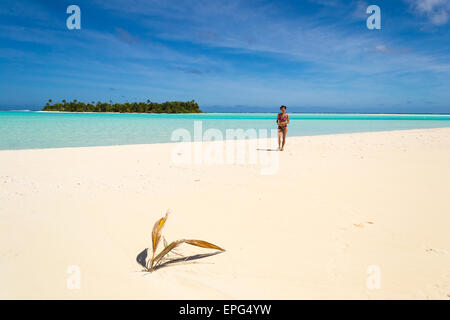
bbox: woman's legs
[278,129,282,150]
[281,128,287,150]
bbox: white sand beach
[1,128,450,299]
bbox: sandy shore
[1,128,450,299]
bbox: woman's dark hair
[280,105,287,110]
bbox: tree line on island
[42,99,202,113]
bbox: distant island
[41,99,202,113]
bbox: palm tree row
[42,99,202,113]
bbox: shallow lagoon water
[1,111,449,150]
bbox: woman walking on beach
[277,105,289,151]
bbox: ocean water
[0,111,450,150]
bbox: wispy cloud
[351,0,369,20]
[307,0,342,6]
[405,0,450,25]
[94,0,450,77]
[115,27,139,44]
[0,0,51,21]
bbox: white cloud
[430,9,448,24]
[406,0,450,25]
[352,0,369,20]
[308,0,342,6]
[375,44,389,54]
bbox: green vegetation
[42,99,202,113]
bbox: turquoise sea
[1,111,450,150]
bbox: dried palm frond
[149,211,168,269]
[152,239,225,269]
[139,212,225,272]
[183,239,225,251]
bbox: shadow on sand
[256,148,279,152]
[137,249,223,272]
[152,252,223,271]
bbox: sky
[0,0,449,113]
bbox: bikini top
[278,113,288,122]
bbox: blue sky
[0,0,449,113]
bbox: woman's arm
[277,115,288,125]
